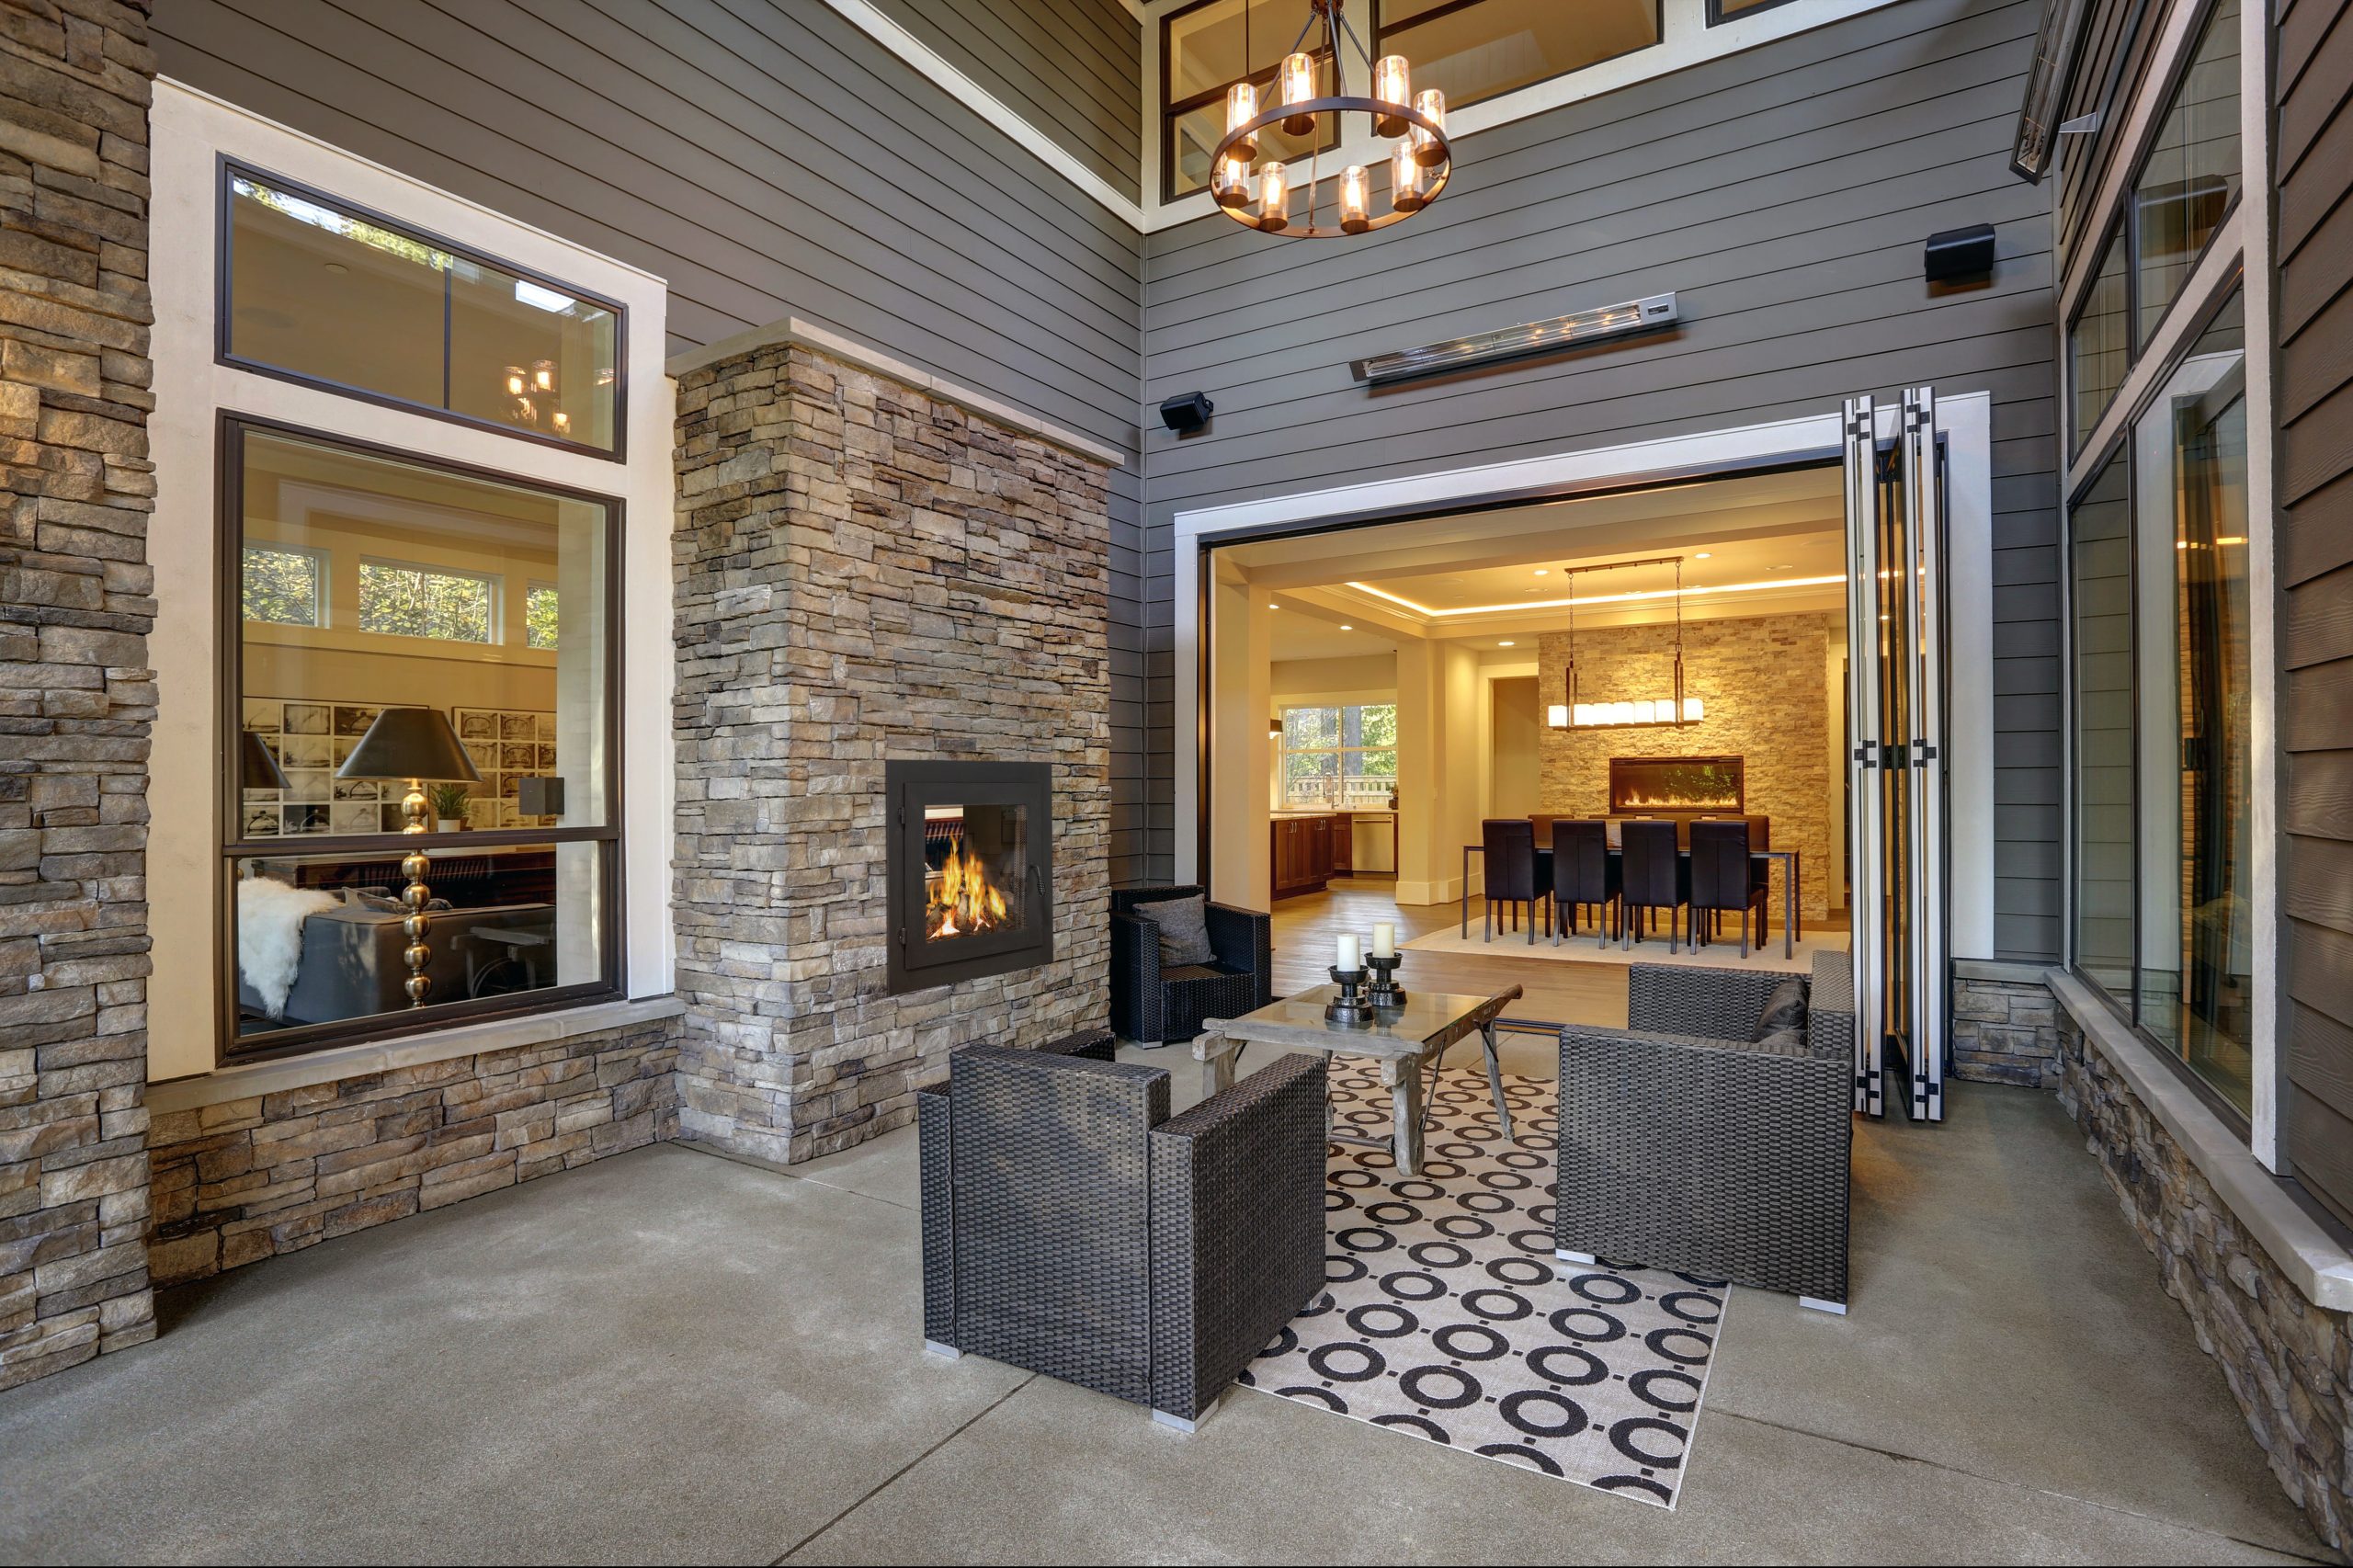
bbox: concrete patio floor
[0,1075,2333,1565]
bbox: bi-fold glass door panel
[1843,389,1950,1121]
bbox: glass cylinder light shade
[1373,54,1410,137]
[1682,697,1705,722]
[1391,142,1426,213]
[1279,51,1316,135]
[1212,153,1251,210]
[1258,159,1290,232]
[1547,704,1569,728]
[1225,80,1259,162]
[1339,165,1370,234]
[1411,88,1448,167]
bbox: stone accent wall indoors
[0,0,159,1392]
[1538,611,1836,922]
[2060,1013,2352,1551]
[145,1020,678,1287]
[1950,966,2063,1088]
[672,340,1112,1165]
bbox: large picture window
[2064,286,2251,1117]
[223,165,623,456]
[222,421,621,1058]
[1279,703,1399,808]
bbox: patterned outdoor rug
[1235,1058,1730,1509]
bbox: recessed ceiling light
[1339,624,1353,631]
[1694,551,1711,560]
[1532,569,1549,576]
[1267,603,1279,609]
[1497,640,1515,647]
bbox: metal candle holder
[1364,951,1406,1011]
[1324,966,1376,1028]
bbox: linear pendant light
[1545,556,1704,730]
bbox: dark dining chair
[1689,819,1771,956]
[1481,818,1545,944]
[1619,819,1690,951]
[1550,818,1620,948]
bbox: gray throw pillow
[1753,1025,1808,1058]
[1131,894,1214,967]
[1753,976,1808,1041]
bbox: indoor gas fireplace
[885,760,1054,994]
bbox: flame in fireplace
[926,837,1011,940]
[1617,789,1740,810]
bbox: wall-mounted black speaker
[1925,223,1995,282]
[1159,391,1213,434]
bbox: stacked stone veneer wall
[0,0,159,1392]
[2059,1012,2352,1551]
[143,1020,678,1287]
[672,341,1112,1165]
[1950,965,2064,1087]
[1538,611,1836,922]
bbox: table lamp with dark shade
[335,708,483,1009]
[239,730,289,792]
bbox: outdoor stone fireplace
[670,335,1111,1165]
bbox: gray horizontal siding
[871,0,1142,203]
[153,0,1150,880]
[1137,0,2063,958]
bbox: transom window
[1160,0,1661,199]
[223,165,624,456]
[358,560,497,643]
[1279,703,1399,807]
[241,543,323,628]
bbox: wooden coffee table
[1192,983,1524,1177]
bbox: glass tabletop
[1212,984,1513,1052]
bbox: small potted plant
[427,781,472,832]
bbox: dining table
[1461,839,1802,960]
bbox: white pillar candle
[1371,922,1396,958]
[1336,934,1360,971]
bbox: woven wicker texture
[1558,959,1852,1304]
[922,1040,1327,1419]
[1110,886,1270,1042]
[1148,1052,1328,1421]
[947,1045,1170,1403]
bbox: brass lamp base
[399,778,433,1007]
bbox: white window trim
[147,79,678,1085]
[2052,0,2279,1168]
[356,556,504,646]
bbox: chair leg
[1740,909,1749,958]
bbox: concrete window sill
[2047,968,2353,1312]
[147,994,687,1115]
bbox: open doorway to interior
[1199,463,1856,1022]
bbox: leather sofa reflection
[238,900,557,1027]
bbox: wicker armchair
[1108,885,1272,1044]
[1554,950,1856,1311]
[917,1035,1326,1428]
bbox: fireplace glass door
[886,761,1054,994]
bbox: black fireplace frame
[885,759,1055,995]
[1608,755,1746,814]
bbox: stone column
[671,337,1112,1165]
[0,0,159,1389]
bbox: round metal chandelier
[1209,0,1454,237]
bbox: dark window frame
[213,413,629,1066]
[2062,267,2253,1140]
[1705,0,1803,24]
[217,156,629,463]
[1158,0,1665,204]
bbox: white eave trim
[820,0,1146,229]
[2047,969,2353,1312]
[667,315,1128,468]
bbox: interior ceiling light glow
[1344,574,1848,618]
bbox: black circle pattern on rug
[1236,1060,1727,1512]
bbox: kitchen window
[1280,703,1399,808]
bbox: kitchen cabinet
[1270,812,1354,900]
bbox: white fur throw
[236,877,339,1018]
